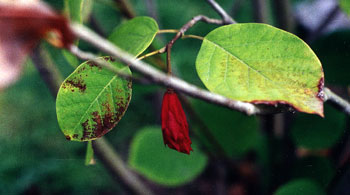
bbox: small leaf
[340,0,350,16]
[109,16,159,56]
[274,179,326,195]
[128,126,208,186]
[56,57,132,141]
[196,23,324,116]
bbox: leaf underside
[56,57,132,141]
[196,23,324,116]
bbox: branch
[324,87,350,116]
[70,23,268,115]
[92,138,154,195]
[306,5,341,42]
[272,0,294,31]
[206,0,236,24]
[252,0,268,23]
[114,0,136,19]
[30,46,63,97]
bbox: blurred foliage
[1,0,349,194]
[128,126,208,186]
[291,104,346,149]
[274,178,326,195]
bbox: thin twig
[114,0,136,19]
[30,46,63,97]
[71,23,265,115]
[307,5,341,42]
[252,0,268,23]
[157,29,179,34]
[165,15,223,74]
[207,0,236,24]
[324,87,350,116]
[92,138,154,195]
[137,47,166,61]
[272,0,294,31]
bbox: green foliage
[311,30,350,85]
[56,57,132,141]
[274,179,326,195]
[196,23,324,116]
[64,0,93,23]
[109,16,159,56]
[291,104,346,149]
[0,62,119,194]
[292,157,334,187]
[340,0,350,16]
[191,99,261,157]
[128,127,208,186]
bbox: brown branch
[165,15,223,74]
[30,46,63,97]
[207,0,236,24]
[114,0,136,19]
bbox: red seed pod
[161,89,192,154]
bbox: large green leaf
[196,23,324,116]
[56,57,132,141]
[274,179,325,195]
[128,126,208,186]
[109,16,158,56]
[340,0,350,16]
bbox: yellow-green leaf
[196,23,324,116]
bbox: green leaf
[274,179,326,195]
[291,104,346,149]
[56,57,132,141]
[340,0,350,16]
[128,126,208,186]
[64,0,93,23]
[109,16,159,56]
[196,23,324,116]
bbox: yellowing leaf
[196,23,324,116]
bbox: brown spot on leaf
[87,61,102,70]
[317,77,325,101]
[81,119,91,141]
[65,135,71,141]
[65,79,86,92]
[72,134,79,139]
[103,56,115,62]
